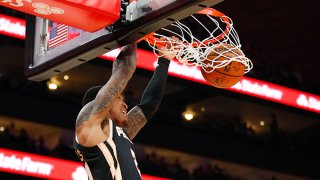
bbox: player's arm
[124,57,170,139]
[124,42,176,139]
[124,37,181,139]
[76,43,137,146]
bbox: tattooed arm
[76,43,137,146]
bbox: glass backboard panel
[25,0,223,81]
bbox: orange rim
[142,8,232,47]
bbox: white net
[145,8,253,73]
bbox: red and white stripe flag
[48,24,68,48]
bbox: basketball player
[73,42,175,179]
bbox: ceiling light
[48,82,58,90]
[0,126,5,132]
[63,75,69,80]
[259,120,265,126]
[184,113,194,121]
[200,107,206,112]
[183,109,195,121]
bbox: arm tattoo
[92,78,127,115]
[75,102,93,128]
[92,43,136,115]
[124,106,147,140]
[80,43,137,122]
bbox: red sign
[0,147,85,179]
[230,77,320,113]
[0,0,120,32]
[1,14,320,114]
[0,148,170,180]
[0,14,25,39]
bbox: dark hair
[82,86,102,107]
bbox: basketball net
[143,8,253,73]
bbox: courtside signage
[0,147,85,179]
[0,148,169,180]
[1,14,319,114]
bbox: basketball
[201,44,245,88]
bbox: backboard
[25,0,223,81]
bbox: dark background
[0,0,320,179]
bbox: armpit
[124,106,147,140]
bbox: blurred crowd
[182,113,320,157]
[0,122,236,180]
[139,151,233,180]
[0,123,77,160]
[1,118,319,179]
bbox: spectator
[269,114,279,141]
[35,135,50,155]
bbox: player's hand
[119,42,137,58]
[113,43,137,75]
[157,36,181,61]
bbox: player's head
[82,86,129,127]
[109,94,129,127]
[82,86,102,107]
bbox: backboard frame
[25,0,223,81]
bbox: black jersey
[74,119,142,180]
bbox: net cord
[145,8,253,73]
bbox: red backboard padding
[0,0,120,32]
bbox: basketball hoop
[142,8,253,73]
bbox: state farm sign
[0,148,86,179]
[0,148,170,180]
[0,154,53,175]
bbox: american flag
[48,24,69,49]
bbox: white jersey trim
[97,119,123,180]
